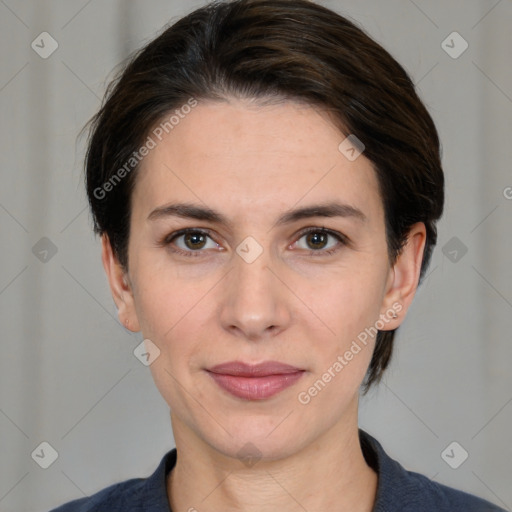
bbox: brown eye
[294,227,347,256]
[183,232,208,250]
[305,231,329,250]
[162,228,221,258]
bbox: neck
[167,405,378,512]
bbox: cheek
[130,260,198,337]
[300,277,384,392]
[312,265,386,336]
[132,266,209,361]
[140,292,208,409]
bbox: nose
[219,245,292,342]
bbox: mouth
[205,361,306,400]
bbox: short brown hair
[83,0,444,391]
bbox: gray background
[0,1,511,511]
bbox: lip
[206,361,305,400]
[208,360,304,377]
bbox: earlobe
[379,222,427,329]
[100,234,141,332]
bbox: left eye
[293,228,345,254]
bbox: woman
[51,0,505,510]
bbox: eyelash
[159,227,348,258]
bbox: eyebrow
[147,201,367,228]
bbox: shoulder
[48,477,145,512]
[359,429,506,512]
[392,465,506,511]
[48,449,176,512]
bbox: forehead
[133,99,383,227]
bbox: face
[102,98,425,462]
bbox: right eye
[161,228,222,257]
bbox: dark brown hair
[83,0,444,391]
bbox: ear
[101,234,141,332]
[379,222,427,330]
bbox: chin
[203,415,311,464]
[214,436,303,465]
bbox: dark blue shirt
[49,429,506,511]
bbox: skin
[101,98,426,512]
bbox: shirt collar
[145,429,406,511]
